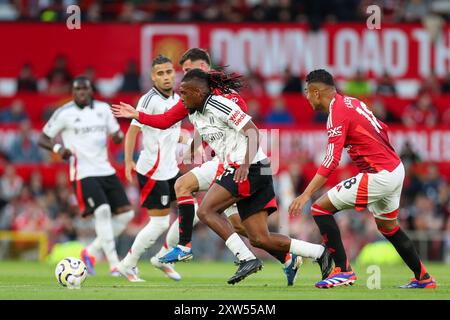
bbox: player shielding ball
[38,77,134,276]
[112,69,333,285]
[289,69,436,289]
[113,49,310,286]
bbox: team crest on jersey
[74,117,81,123]
[97,112,103,118]
[328,125,343,138]
[161,195,169,206]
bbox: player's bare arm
[124,125,140,183]
[38,133,72,160]
[234,120,260,183]
[288,173,328,216]
[111,101,139,120]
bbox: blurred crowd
[1,44,450,263]
[0,0,449,27]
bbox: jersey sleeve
[226,93,248,113]
[209,96,252,131]
[138,99,188,129]
[131,95,151,128]
[42,107,67,138]
[317,106,349,178]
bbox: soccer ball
[55,257,87,289]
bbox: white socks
[122,215,170,268]
[93,204,119,267]
[86,209,134,259]
[225,233,256,262]
[289,239,325,259]
[112,210,134,236]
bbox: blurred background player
[113,48,306,286]
[38,76,134,276]
[116,55,184,282]
[289,69,436,289]
[113,69,333,284]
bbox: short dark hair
[152,54,172,67]
[305,69,335,86]
[73,75,91,86]
[179,48,211,66]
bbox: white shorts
[327,163,405,220]
[191,158,224,192]
[190,159,237,218]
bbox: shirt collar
[153,86,172,99]
[200,94,212,114]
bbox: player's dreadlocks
[305,69,335,87]
[181,68,243,94]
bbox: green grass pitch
[0,260,448,300]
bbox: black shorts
[73,174,130,217]
[215,161,278,221]
[137,171,181,210]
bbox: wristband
[53,144,62,153]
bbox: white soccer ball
[55,257,87,289]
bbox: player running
[289,69,436,289]
[38,76,134,276]
[116,55,184,282]
[113,69,332,285]
[113,48,329,286]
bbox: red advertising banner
[1,23,450,80]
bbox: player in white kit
[38,76,134,276]
[116,55,187,282]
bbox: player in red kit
[289,69,436,289]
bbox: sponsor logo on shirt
[327,125,343,138]
[229,110,246,127]
[202,132,224,143]
[74,125,107,135]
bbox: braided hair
[181,68,243,94]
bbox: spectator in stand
[0,165,23,202]
[0,99,28,123]
[343,70,372,97]
[242,70,265,97]
[264,97,294,125]
[400,141,421,167]
[441,72,450,93]
[376,72,397,96]
[16,63,38,92]
[282,68,303,94]
[246,99,263,123]
[419,72,441,96]
[29,171,44,197]
[371,98,399,123]
[118,1,149,22]
[422,164,445,204]
[119,59,141,93]
[402,93,438,128]
[46,55,72,95]
[402,0,431,22]
[6,120,43,163]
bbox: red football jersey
[317,94,401,178]
[138,91,248,129]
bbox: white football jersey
[131,87,181,180]
[43,100,120,181]
[188,95,266,168]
